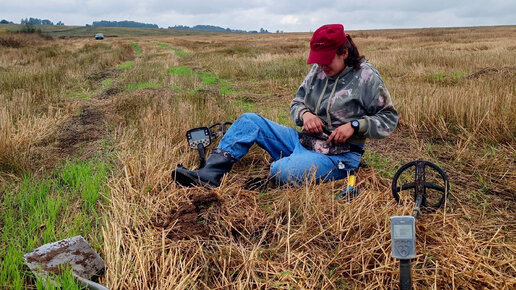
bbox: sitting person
[172,24,398,187]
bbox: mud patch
[56,103,104,154]
[153,185,270,242]
[88,69,120,82]
[98,87,122,99]
[153,190,221,240]
[34,98,119,170]
[467,66,516,79]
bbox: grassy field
[0,25,515,289]
[0,23,221,37]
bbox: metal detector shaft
[197,143,206,168]
[412,194,423,219]
[73,273,109,290]
[400,259,412,290]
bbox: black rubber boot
[172,149,237,187]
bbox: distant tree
[56,21,64,26]
[92,20,158,29]
[259,28,269,33]
[19,17,57,26]
[193,25,228,32]
[20,17,53,25]
[41,19,53,25]
[168,24,252,33]
[28,18,42,25]
[0,19,9,24]
[169,25,190,30]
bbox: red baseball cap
[307,24,348,65]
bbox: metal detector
[390,160,449,289]
[185,122,232,168]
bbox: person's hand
[328,123,354,144]
[302,112,324,133]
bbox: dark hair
[337,35,364,70]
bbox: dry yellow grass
[1,26,515,288]
[101,84,515,289]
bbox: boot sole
[172,170,218,187]
[172,170,197,187]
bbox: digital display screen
[190,130,208,141]
[393,224,413,239]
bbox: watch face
[352,120,359,128]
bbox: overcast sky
[1,0,515,32]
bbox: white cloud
[0,0,514,32]
[280,15,300,25]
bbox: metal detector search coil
[391,160,449,219]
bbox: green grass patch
[219,86,235,95]
[156,43,190,57]
[277,108,290,126]
[451,71,467,78]
[469,174,490,210]
[233,97,255,112]
[426,71,468,85]
[168,66,194,76]
[101,78,113,88]
[169,66,234,95]
[362,150,399,179]
[198,72,220,85]
[218,79,236,95]
[69,91,90,100]
[0,158,110,288]
[130,42,142,56]
[174,50,190,57]
[428,72,446,83]
[35,267,81,290]
[126,82,163,91]
[117,60,135,71]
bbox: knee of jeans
[269,161,287,184]
[337,153,362,171]
[240,112,260,122]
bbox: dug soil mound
[152,191,221,240]
[152,185,270,242]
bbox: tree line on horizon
[20,18,64,26]
[168,24,269,33]
[1,18,274,34]
[90,20,159,29]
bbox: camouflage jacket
[290,60,398,145]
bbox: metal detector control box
[390,216,416,259]
[186,127,211,149]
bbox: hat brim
[307,48,338,65]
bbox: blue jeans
[217,113,362,185]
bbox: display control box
[390,216,416,259]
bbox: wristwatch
[350,120,360,133]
